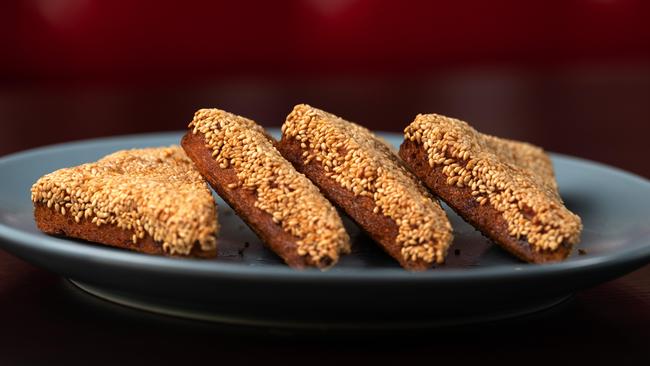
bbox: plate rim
[1,130,649,283]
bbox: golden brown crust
[182,131,337,269]
[278,136,431,270]
[183,108,349,269]
[30,146,219,256]
[34,204,216,258]
[400,112,583,263]
[188,108,350,269]
[399,140,571,263]
[278,104,453,271]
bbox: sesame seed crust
[402,113,582,253]
[280,104,453,266]
[31,146,218,256]
[188,108,350,267]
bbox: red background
[1,0,650,176]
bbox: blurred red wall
[2,0,649,83]
[1,0,649,177]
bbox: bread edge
[399,139,571,263]
[181,131,329,269]
[34,204,217,258]
[277,135,433,271]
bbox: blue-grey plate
[1,130,649,329]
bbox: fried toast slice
[278,104,453,270]
[31,146,218,257]
[182,108,350,269]
[400,113,582,263]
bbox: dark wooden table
[0,249,648,364]
[1,70,649,364]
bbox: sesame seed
[403,113,582,252]
[282,104,453,265]
[189,108,350,266]
[30,146,219,255]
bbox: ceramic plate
[1,130,649,329]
